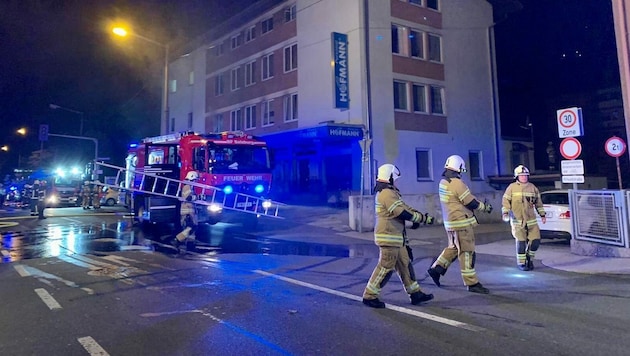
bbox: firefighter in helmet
[92,180,102,210]
[81,180,92,209]
[427,155,493,294]
[28,180,40,216]
[502,165,546,271]
[173,171,199,249]
[362,164,436,309]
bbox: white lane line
[1,249,10,257]
[14,264,31,277]
[254,270,485,332]
[34,288,62,310]
[77,336,110,356]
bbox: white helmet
[377,164,401,182]
[444,155,467,173]
[185,171,199,181]
[514,165,530,178]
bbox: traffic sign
[561,159,584,175]
[556,107,583,138]
[559,137,582,160]
[605,136,626,158]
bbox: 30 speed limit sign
[605,136,626,158]
[556,107,584,138]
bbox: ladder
[91,161,283,218]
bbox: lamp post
[112,27,169,134]
[49,104,85,136]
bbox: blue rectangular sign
[332,32,349,110]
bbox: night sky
[0,0,622,177]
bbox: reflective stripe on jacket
[439,177,478,230]
[374,187,420,247]
[501,181,545,228]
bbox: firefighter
[172,171,199,249]
[92,181,102,210]
[502,165,546,271]
[362,164,435,309]
[28,180,40,216]
[37,180,47,219]
[81,180,92,209]
[427,155,493,294]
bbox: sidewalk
[280,205,630,275]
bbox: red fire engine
[124,131,273,227]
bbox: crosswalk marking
[34,288,62,310]
[77,336,110,356]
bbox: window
[428,33,442,62]
[213,114,223,133]
[283,93,298,122]
[393,81,408,111]
[230,109,243,131]
[430,85,444,114]
[410,29,424,58]
[245,61,256,86]
[262,17,274,34]
[412,84,427,113]
[231,67,242,91]
[214,42,225,56]
[187,112,193,129]
[214,73,225,96]
[427,0,439,11]
[262,53,274,80]
[391,24,407,55]
[261,99,274,126]
[169,118,175,132]
[415,148,432,181]
[245,105,257,129]
[285,4,296,22]
[245,26,256,43]
[188,71,194,85]
[169,79,177,93]
[284,43,298,72]
[468,150,482,180]
[231,33,243,49]
[409,0,422,5]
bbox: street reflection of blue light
[66,230,76,254]
[3,232,12,249]
[508,272,531,279]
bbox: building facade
[168,0,500,202]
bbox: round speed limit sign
[605,136,626,158]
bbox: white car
[536,189,572,240]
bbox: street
[1,206,630,355]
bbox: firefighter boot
[526,255,534,270]
[410,291,434,305]
[427,265,446,287]
[518,264,531,271]
[467,282,490,294]
[362,298,386,309]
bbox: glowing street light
[17,127,27,136]
[112,26,170,134]
[1,145,8,152]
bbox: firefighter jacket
[373,184,426,247]
[439,177,481,231]
[502,181,545,228]
[180,184,196,216]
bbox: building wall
[168,0,500,198]
[169,46,207,133]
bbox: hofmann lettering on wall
[332,32,349,110]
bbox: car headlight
[262,200,272,209]
[47,195,59,203]
[207,203,223,213]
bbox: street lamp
[49,104,85,136]
[112,26,169,134]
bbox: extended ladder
[91,161,283,218]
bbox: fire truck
[110,131,278,228]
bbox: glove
[410,222,420,230]
[479,200,493,214]
[502,213,510,222]
[424,213,435,225]
[186,195,193,202]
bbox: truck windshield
[205,145,270,173]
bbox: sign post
[605,136,627,190]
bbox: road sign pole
[617,157,622,190]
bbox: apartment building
[169,0,500,202]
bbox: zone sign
[556,107,584,138]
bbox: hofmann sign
[332,32,349,110]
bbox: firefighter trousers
[363,245,422,300]
[431,227,480,286]
[511,223,541,265]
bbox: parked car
[100,187,121,206]
[536,189,572,240]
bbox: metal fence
[570,190,629,247]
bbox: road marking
[77,336,110,356]
[14,264,31,277]
[254,269,485,332]
[34,288,62,310]
[0,221,19,228]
